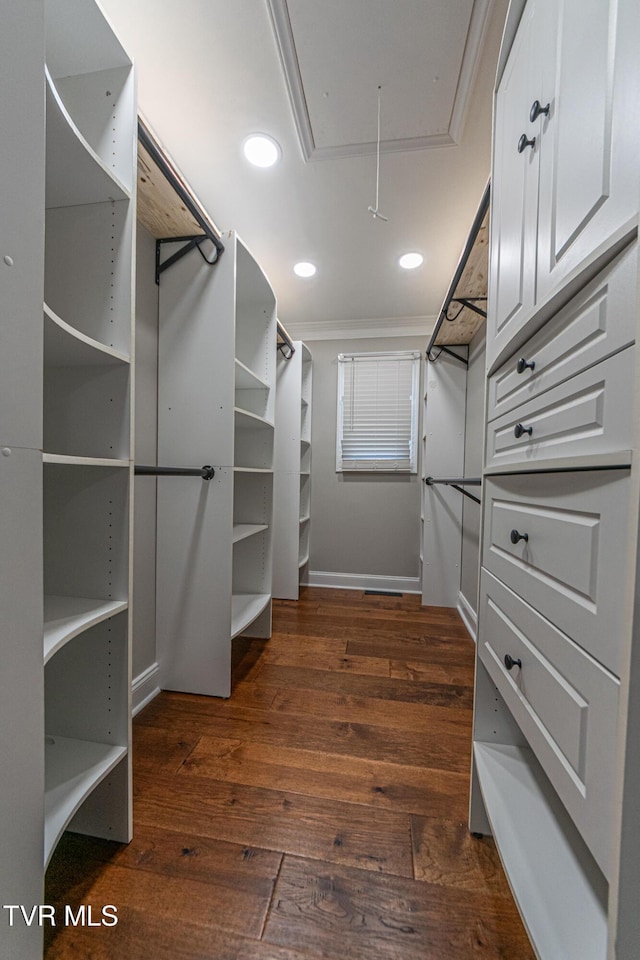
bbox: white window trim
[336,350,420,473]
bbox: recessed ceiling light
[294,261,316,278]
[243,134,280,168]
[399,252,424,270]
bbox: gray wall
[459,328,486,613]
[305,335,424,582]
[132,225,159,680]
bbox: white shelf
[43,595,128,664]
[232,523,268,544]
[234,406,274,429]
[44,302,130,366]
[300,470,311,477]
[234,358,269,391]
[42,453,129,468]
[234,466,273,474]
[299,514,311,524]
[44,736,127,868]
[231,593,271,639]
[474,742,608,960]
[45,68,130,208]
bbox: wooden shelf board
[474,742,608,960]
[434,206,489,347]
[299,514,311,524]
[234,467,273,474]
[44,303,130,367]
[44,595,128,664]
[43,453,129,468]
[44,737,127,868]
[232,523,268,544]
[137,139,204,239]
[231,593,271,639]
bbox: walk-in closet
[1,1,639,958]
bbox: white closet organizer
[470,1,640,958]
[156,230,277,697]
[43,0,135,870]
[273,341,313,600]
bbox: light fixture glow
[294,261,316,278]
[399,252,424,270]
[243,134,280,168]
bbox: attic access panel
[267,0,493,160]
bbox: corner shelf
[231,593,271,639]
[44,736,127,868]
[232,523,269,544]
[44,595,128,664]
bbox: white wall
[132,225,160,709]
[303,335,424,593]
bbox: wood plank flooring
[44,587,535,959]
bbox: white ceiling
[99,0,508,340]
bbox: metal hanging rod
[135,464,215,480]
[424,476,481,505]
[426,181,490,362]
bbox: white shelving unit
[43,0,135,868]
[0,3,135,956]
[273,342,313,600]
[156,230,276,696]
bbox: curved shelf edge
[234,406,275,429]
[45,67,130,207]
[234,358,270,391]
[44,596,128,664]
[44,303,130,366]
[44,738,127,868]
[231,593,271,639]
[232,523,269,544]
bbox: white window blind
[336,351,420,472]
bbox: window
[336,351,420,472]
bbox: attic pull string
[368,85,388,222]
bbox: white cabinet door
[536,0,640,304]
[487,0,542,367]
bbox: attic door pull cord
[368,85,388,222]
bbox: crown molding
[284,314,437,342]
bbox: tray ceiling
[267,0,493,159]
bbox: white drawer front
[488,242,636,422]
[483,470,630,676]
[486,347,633,471]
[478,569,619,879]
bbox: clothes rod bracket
[135,464,215,480]
[425,476,481,505]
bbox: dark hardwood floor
[45,588,535,959]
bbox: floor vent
[364,590,403,597]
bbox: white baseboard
[132,661,161,717]
[303,570,421,594]
[457,590,478,643]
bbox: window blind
[336,351,420,472]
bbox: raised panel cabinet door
[536,0,640,304]
[487,0,542,370]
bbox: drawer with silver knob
[482,469,630,676]
[478,568,619,879]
